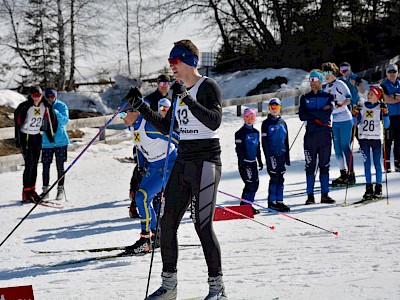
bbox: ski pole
[0,101,128,248]
[145,96,179,299]
[289,121,305,151]
[216,204,274,230]
[218,190,339,236]
[344,124,357,205]
[383,128,390,205]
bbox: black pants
[384,115,400,166]
[160,157,222,277]
[42,146,68,186]
[20,133,42,188]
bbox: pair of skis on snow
[34,244,201,267]
[11,199,64,209]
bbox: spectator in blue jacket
[339,62,365,106]
[41,87,70,200]
[235,108,263,214]
[380,64,400,172]
[261,98,290,212]
[299,70,335,205]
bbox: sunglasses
[269,104,281,109]
[168,57,181,65]
[309,77,320,82]
[387,70,398,74]
[340,68,350,73]
[323,71,333,76]
[159,106,170,112]
[244,115,256,120]
[31,93,42,98]
[158,82,169,87]
[45,94,56,99]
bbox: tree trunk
[67,0,76,91]
[57,0,66,90]
[126,0,131,75]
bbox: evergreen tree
[24,0,58,86]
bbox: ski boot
[55,185,65,200]
[373,183,383,199]
[275,201,290,212]
[41,185,50,200]
[305,194,315,205]
[22,187,41,204]
[268,201,290,212]
[331,169,348,186]
[146,272,177,299]
[321,194,335,204]
[204,275,228,300]
[124,233,151,255]
[348,171,356,185]
[362,183,374,201]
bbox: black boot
[124,233,151,255]
[151,229,161,249]
[348,171,356,185]
[363,183,374,200]
[305,194,315,205]
[331,169,348,186]
[321,194,335,204]
[373,183,383,199]
[385,161,391,173]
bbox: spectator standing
[322,62,355,186]
[380,64,400,172]
[261,98,290,212]
[299,70,335,205]
[234,108,263,215]
[352,85,390,200]
[14,86,57,203]
[41,87,70,200]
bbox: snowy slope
[0,104,399,300]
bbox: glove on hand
[380,101,388,116]
[125,87,143,109]
[315,119,324,126]
[170,81,187,98]
[258,162,263,171]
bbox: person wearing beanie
[125,39,227,299]
[352,85,390,200]
[144,73,171,112]
[299,69,335,205]
[261,98,290,212]
[157,98,171,118]
[380,63,400,172]
[14,86,58,203]
[322,62,356,186]
[235,107,263,214]
[40,86,70,201]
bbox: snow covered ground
[0,68,399,299]
[1,102,399,299]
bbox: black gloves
[125,87,144,110]
[258,161,263,171]
[170,81,187,99]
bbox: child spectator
[353,85,390,200]
[235,108,263,214]
[261,98,290,212]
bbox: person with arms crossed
[299,70,335,205]
[125,39,227,300]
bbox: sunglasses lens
[323,71,333,76]
[269,104,281,108]
[46,94,56,98]
[168,58,180,65]
[158,82,169,87]
[159,106,169,112]
[244,116,255,120]
[31,93,42,98]
[309,77,320,82]
[388,70,397,74]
